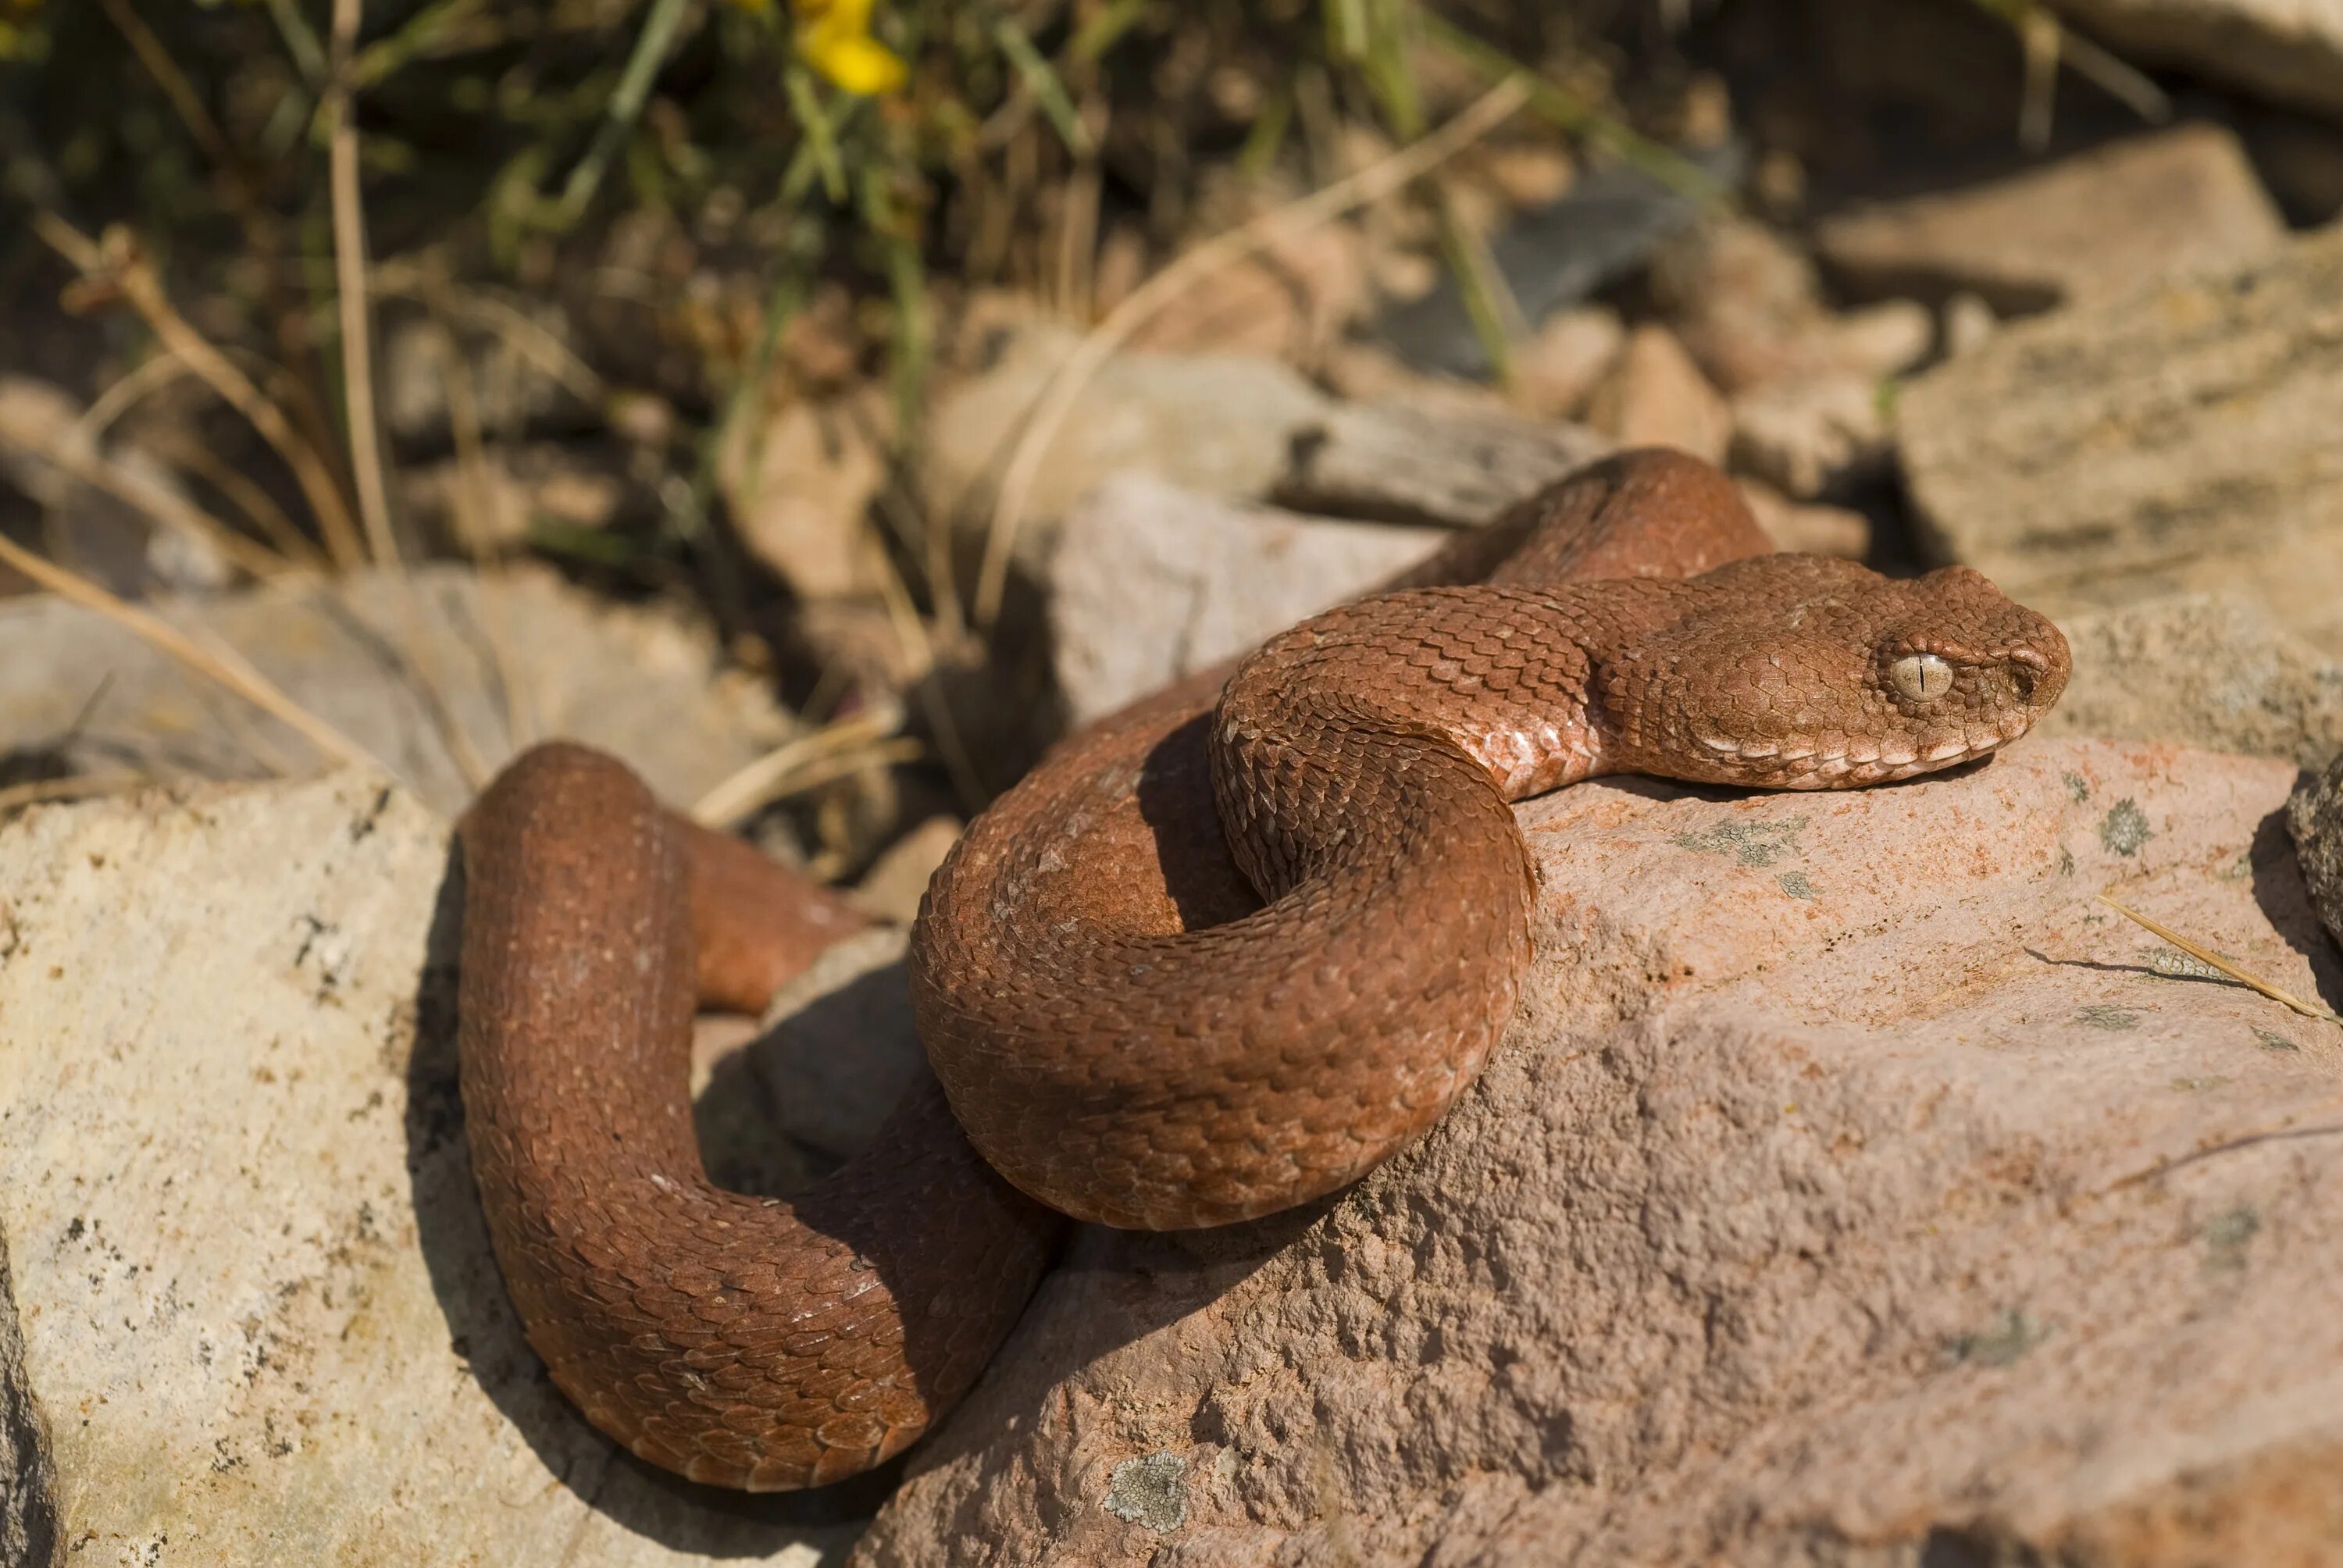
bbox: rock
[1503,306,1624,420]
[1583,325,1733,467]
[0,775,872,1562]
[0,374,233,594]
[919,324,1332,572]
[1124,222,1369,362]
[0,1238,55,1565]
[1899,223,2343,657]
[2290,752,2343,955]
[0,564,797,818]
[1049,474,1446,727]
[1319,343,1513,415]
[399,440,633,554]
[749,925,927,1170]
[851,816,964,926]
[1475,141,1575,210]
[858,738,2343,1564]
[1377,145,1741,379]
[2043,0,2343,122]
[1941,290,1999,358]
[1651,216,1931,395]
[2041,595,2343,768]
[1813,123,2288,313]
[2242,108,2343,223]
[1275,398,1612,530]
[719,387,893,600]
[1729,372,1893,499]
[381,306,590,446]
[1738,479,1873,560]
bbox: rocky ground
[5,0,2343,1563]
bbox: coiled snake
[456,450,2071,1489]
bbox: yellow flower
[792,0,906,96]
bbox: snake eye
[1889,651,1953,702]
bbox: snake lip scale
[456,449,2073,1491]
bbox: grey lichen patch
[2252,1028,2302,1053]
[1104,1451,1189,1534]
[2063,772,2091,804]
[1951,1309,2051,1368]
[2056,844,2077,877]
[1778,871,1817,900]
[2074,1004,2141,1031]
[2204,1206,2260,1270]
[1673,815,1809,869]
[2220,850,2255,882]
[2097,798,2152,857]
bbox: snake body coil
[458,450,2071,1489]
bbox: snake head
[1603,556,2072,789]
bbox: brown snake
[456,449,2072,1490]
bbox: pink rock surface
[855,737,2343,1565]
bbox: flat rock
[1050,475,1446,726]
[0,563,796,818]
[1583,324,1733,467]
[2044,0,2343,122]
[1377,147,1739,380]
[1650,218,1932,395]
[1273,397,1612,530]
[1814,123,2287,312]
[919,324,1332,571]
[1899,221,2343,656]
[1503,306,1624,420]
[858,737,2343,1565]
[1729,371,1892,499]
[2044,594,2343,768]
[0,775,870,1563]
[719,388,894,600]
[398,440,636,555]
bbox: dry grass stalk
[691,704,912,829]
[2095,893,2343,1026]
[970,73,1534,629]
[0,422,300,583]
[73,352,190,444]
[0,775,151,814]
[153,434,328,569]
[96,0,237,172]
[865,533,988,815]
[0,532,384,776]
[327,0,399,570]
[34,214,370,572]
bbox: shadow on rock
[2248,803,2343,1016]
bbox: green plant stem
[554,0,694,228]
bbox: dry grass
[691,703,918,829]
[971,73,1532,629]
[0,531,386,777]
[2095,893,2343,1028]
